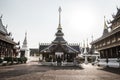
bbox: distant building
[38,7,81,64]
[81,40,90,55]
[30,48,39,56]
[0,16,19,58]
[91,8,120,68]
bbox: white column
[85,56,88,64]
[95,56,98,62]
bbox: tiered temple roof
[0,18,7,35]
[39,7,80,54]
[91,8,120,44]
[39,43,80,53]
[111,8,120,23]
[0,16,16,45]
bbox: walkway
[0,62,120,80]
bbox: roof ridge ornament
[104,16,108,29]
[116,6,119,11]
[91,35,93,42]
[6,24,8,29]
[0,14,3,19]
[102,16,109,36]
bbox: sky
[0,0,120,48]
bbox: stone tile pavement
[0,62,120,80]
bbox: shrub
[18,58,23,63]
[18,57,27,63]
[4,57,8,61]
[4,57,14,65]
[87,57,92,63]
[0,58,3,63]
[75,57,84,64]
[2,57,28,65]
[22,57,27,63]
[45,58,50,62]
[4,57,12,63]
[13,57,18,63]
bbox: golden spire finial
[58,6,62,13]
[25,32,27,37]
[58,6,62,30]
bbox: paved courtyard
[0,62,120,80]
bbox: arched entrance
[55,52,63,66]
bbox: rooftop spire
[52,7,66,44]
[83,40,85,48]
[22,32,27,48]
[87,38,89,47]
[58,6,62,30]
[91,35,93,42]
[25,32,27,37]
[104,16,108,29]
[103,16,108,36]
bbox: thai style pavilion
[39,7,81,63]
[91,8,120,68]
[0,16,19,58]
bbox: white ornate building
[20,32,30,61]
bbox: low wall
[29,56,39,62]
[40,62,79,66]
[98,58,120,68]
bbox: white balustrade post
[85,56,88,64]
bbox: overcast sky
[0,0,120,48]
